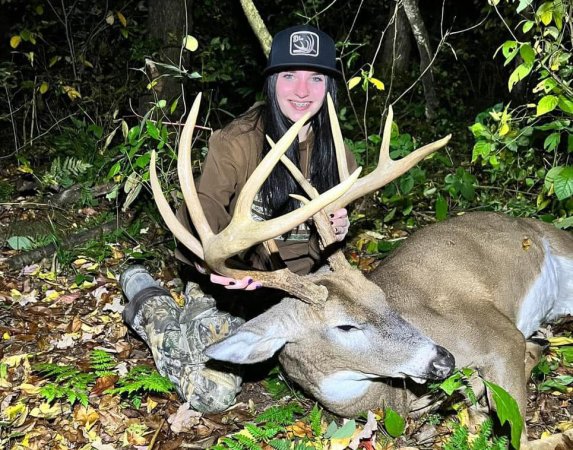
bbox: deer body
[207,212,573,419]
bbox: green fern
[90,349,116,375]
[43,156,92,188]
[234,433,263,450]
[256,403,304,426]
[308,404,322,437]
[444,422,470,450]
[268,440,291,450]
[217,437,246,450]
[244,423,283,441]
[33,363,96,407]
[443,419,510,450]
[106,365,174,397]
[292,443,315,450]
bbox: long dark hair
[255,72,340,218]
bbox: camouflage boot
[120,265,244,413]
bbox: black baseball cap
[263,25,342,77]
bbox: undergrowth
[33,349,174,408]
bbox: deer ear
[205,299,303,364]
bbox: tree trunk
[380,4,412,80]
[239,0,272,58]
[143,0,193,114]
[402,0,439,120]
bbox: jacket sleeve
[196,129,243,233]
[345,145,358,174]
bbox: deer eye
[336,324,360,332]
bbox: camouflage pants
[123,281,244,413]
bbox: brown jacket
[177,108,357,275]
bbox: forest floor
[1,164,572,450]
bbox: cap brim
[263,63,342,78]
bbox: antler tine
[327,102,452,212]
[326,94,350,182]
[178,92,214,245]
[149,151,205,260]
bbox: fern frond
[61,157,92,177]
[244,423,282,441]
[90,349,116,373]
[107,366,174,397]
[471,418,493,450]
[256,403,304,426]
[444,422,469,450]
[219,437,245,450]
[308,404,322,437]
[234,433,263,450]
[269,439,292,450]
[293,443,315,450]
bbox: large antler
[325,95,451,212]
[149,93,361,304]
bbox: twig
[147,418,165,450]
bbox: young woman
[176,24,357,288]
[121,25,356,413]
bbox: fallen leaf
[91,374,119,396]
[2,402,29,426]
[30,402,69,419]
[168,402,202,433]
[18,383,41,395]
[102,296,124,313]
[74,405,100,427]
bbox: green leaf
[435,195,448,221]
[499,41,519,65]
[558,96,573,114]
[544,166,564,190]
[331,420,356,439]
[483,380,523,450]
[384,408,405,438]
[7,236,34,250]
[553,166,573,200]
[508,63,533,91]
[472,140,492,162]
[522,20,535,33]
[536,95,559,116]
[469,122,490,138]
[439,371,465,395]
[145,121,160,139]
[554,216,573,229]
[324,421,338,439]
[517,0,533,13]
[519,43,535,65]
[135,153,151,169]
[543,132,561,152]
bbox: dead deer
[149,93,573,447]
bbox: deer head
[149,92,454,416]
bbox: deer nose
[429,345,455,379]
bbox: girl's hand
[194,262,262,290]
[210,274,262,290]
[330,208,350,242]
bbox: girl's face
[275,70,327,123]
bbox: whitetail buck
[150,93,573,447]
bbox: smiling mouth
[290,101,311,110]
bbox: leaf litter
[0,208,573,449]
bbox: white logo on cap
[290,31,319,57]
